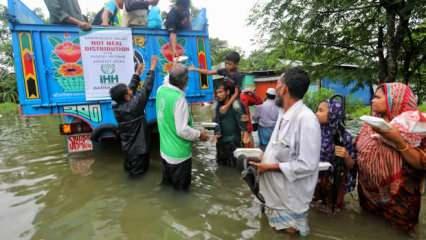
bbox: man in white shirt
[250,67,321,236]
[156,64,209,191]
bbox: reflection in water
[0,108,424,240]
[69,157,95,177]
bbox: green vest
[156,85,193,161]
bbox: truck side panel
[11,26,214,127]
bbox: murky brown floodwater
[0,106,425,240]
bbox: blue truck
[7,0,214,152]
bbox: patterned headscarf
[320,96,357,191]
[357,83,419,199]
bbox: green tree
[0,4,18,103]
[249,0,426,86]
[209,37,245,67]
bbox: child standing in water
[314,95,356,212]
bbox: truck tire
[91,124,119,143]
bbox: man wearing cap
[253,88,280,151]
[239,75,263,147]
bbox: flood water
[0,106,425,240]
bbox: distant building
[248,65,372,105]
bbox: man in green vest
[156,64,209,191]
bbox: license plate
[67,134,93,153]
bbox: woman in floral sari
[356,82,426,234]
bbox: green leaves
[0,69,18,103]
[177,38,186,46]
[51,54,63,68]
[248,0,425,91]
[0,5,17,103]
[48,36,62,48]
[158,37,168,46]
[72,38,80,45]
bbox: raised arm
[188,66,217,75]
[128,56,158,111]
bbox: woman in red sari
[356,82,426,234]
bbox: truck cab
[7,0,214,152]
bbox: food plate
[319,162,332,171]
[201,122,218,130]
[174,56,189,63]
[360,115,392,131]
[233,148,263,160]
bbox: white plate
[233,148,263,160]
[319,162,332,171]
[201,122,218,129]
[174,56,189,63]
[360,115,392,130]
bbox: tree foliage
[0,4,17,103]
[249,0,426,88]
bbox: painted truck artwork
[49,35,85,93]
[8,0,214,152]
[19,32,40,99]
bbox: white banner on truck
[80,29,134,101]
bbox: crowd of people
[111,59,426,237]
[43,0,426,237]
[44,0,190,58]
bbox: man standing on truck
[110,56,158,178]
[44,0,91,30]
[156,64,209,191]
[165,0,191,60]
[93,0,124,26]
[122,0,159,27]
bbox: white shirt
[160,83,201,164]
[259,100,321,213]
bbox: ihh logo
[100,64,119,84]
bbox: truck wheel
[91,124,119,143]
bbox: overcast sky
[1,0,260,54]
